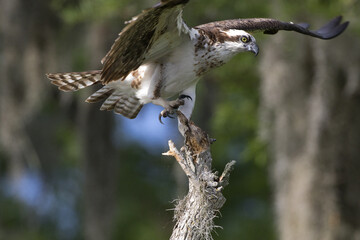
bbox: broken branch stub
[163,111,236,240]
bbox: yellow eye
[241,36,249,43]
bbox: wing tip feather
[316,16,349,39]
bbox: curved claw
[158,109,175,124]
[158,97,187,124]
[159,114,164,124]
[179,94,193,101]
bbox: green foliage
[197,51,275,239]
[208,53,263,163]
[51,0,122,23]
[50,0,152,24]
[0,196,57,240]
[112,146,175,240]
[55,124,81,167]
[0,197,24,229]
[2,0,356,239]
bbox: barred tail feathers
[86,87,143,119]
[85,86,114,103]
[46,70,101,92]
[47,70,143,119]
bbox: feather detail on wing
[195,16,349,40]
[98,91,143,119]
[47,71,101,92]
[101,0,190,84]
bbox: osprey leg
[177,83,197,136]
[153,98,186,124]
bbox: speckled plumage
[47,0,348,120]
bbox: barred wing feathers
[196,16,349,40]
[101,0,190,84]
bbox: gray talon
[159,109,175,124]
[159,113,164,124]
[179,94,192,101]
[158,97,186,123]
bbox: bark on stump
[164,111,236,240]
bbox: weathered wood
[164,111,236,240]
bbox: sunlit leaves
[50,0,140,24]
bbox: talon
[162,111,168,118]
[179,94,192,101]
[157,97,187,123]
[159,109,174,124]
[159,114,164,124]
[159,109,168,124]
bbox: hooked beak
[248,42,259,56]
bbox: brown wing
[196,16,349,40]
[101,0,189,84]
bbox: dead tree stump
[163,111,236,240]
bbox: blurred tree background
[0,0,359,239]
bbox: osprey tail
[86,87,143,119]
[46,70,143,119]
[47,70,101,92]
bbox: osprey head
[222,29,259,56]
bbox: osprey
[47,0,348,122]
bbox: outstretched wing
[101,0,190,84]
[196,16,349,40]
